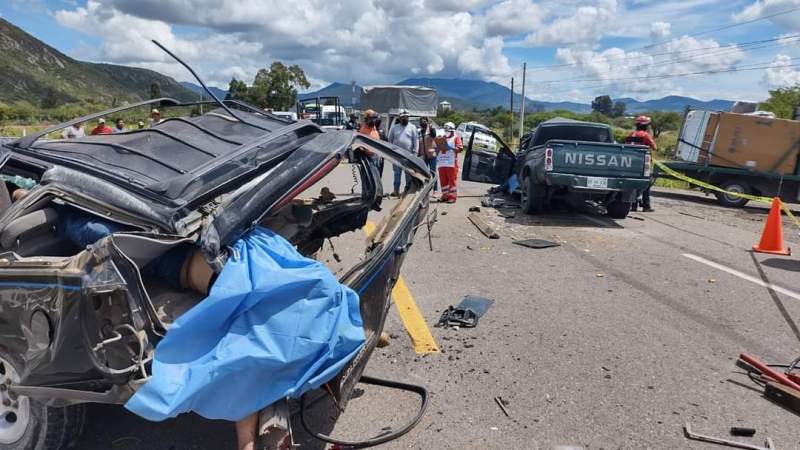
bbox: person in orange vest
[625,115,657,212]
[435,122,463,203]
[90,118,113,135]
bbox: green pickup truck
[461,118,652,218]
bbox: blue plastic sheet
[125,226,365,421]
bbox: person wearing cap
[90,118,113,135]
[388,110,418,196]
[61,122,85,139]
[435,122,462,203]
[137,120,146,130]
[150,109,162,127]
[625,115,657,212]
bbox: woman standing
[435,122,462,203]
[418,117,438,196]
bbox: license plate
[586,176,608,189]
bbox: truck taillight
[644,153,652,177]
[545,147,554,172]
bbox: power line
[521,6,800,73]
[537,58,800,94]
[531,36,800,85]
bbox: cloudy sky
[3,0,800,102]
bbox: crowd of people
[60,109,161,139]
[353,109,462,203]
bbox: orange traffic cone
[753,197,791,256]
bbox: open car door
[461,128,515,184]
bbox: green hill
[0,18,194,107]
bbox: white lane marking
[683,253,800,302]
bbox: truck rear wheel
[606,201,631,219]
[714,181,750,208]
[0,352,86,450]
[521,175,544,215]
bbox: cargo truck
[657,108,800,207]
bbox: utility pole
[519,62,526,140]
[509,77,514,143]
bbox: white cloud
[549,35,746,96]
[53,0,514,87]
[735,0,800,30]
[484,0,545,36]
[650,21,671,40]
[763,53,800,86]
[523,0,618,47]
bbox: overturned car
[0,98,433,449]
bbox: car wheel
[606,201,631,219]
[521,175,543,215]
[0,352,85,450]
[714,181,750,208]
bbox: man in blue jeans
[388,110,418,196]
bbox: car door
[461,128,515,184]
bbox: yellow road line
[364,221,440,354]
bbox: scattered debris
[468,213,500,239]
[684,423,775,450]
[629,216,645,221]
[494,396,511,417]
[730,427,757,437]
[497,210,517,219]
[678,211,707,220]
[482,196,506,208]
[435,296,494,329]
[377,332,391,348]
[513,239,560,249]
[764,381,800,415]
[469,206,481,212]
[708,278,716,284]
[441,211,448,216]
[596,273,605,278]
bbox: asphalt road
[77,169,800,449]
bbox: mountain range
[180,82,228,101]
[300,78,736,114]
[0,18,194,106]
[1,16,737,114]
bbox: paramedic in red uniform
[625,115,656,212]
[436,122,462,203]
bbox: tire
[0,351,86,450]
[520,175,544,215]
[606,201,631,219]
[714,180,750,208]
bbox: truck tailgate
[550,140,648,178]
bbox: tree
[611,101,626,118]
[247,62,310,110]
[649,111,681,137]
[149,82,161,99]
[760,86,800,119]
[225,78,249,101]
[591,95,613,116]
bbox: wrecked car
[0,97,434,449]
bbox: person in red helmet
[625,115,656,212]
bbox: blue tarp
[125,226,365,421]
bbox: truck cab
[462,118,652,218]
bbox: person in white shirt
[387,110,418,196]
[61,122,85,139]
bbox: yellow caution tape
[654,160,800,230]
